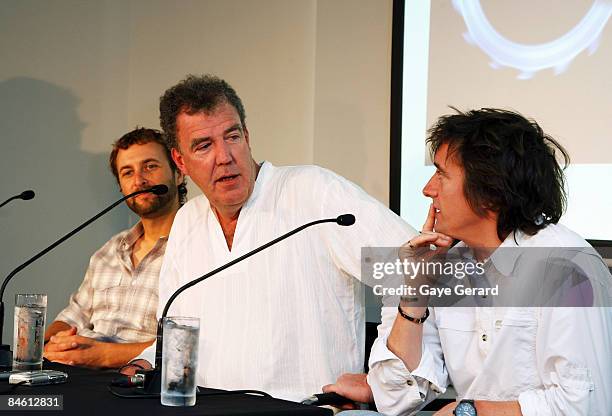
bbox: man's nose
[215,141,233,165]
[133,169,150,186]
[422,176,437,197]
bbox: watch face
[455,402,477,416]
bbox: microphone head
[336,214,355,226]
[20,190,35,200]
[149,184,169,195]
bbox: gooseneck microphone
[0,184,168,370]
[138,214,356,393]
[0,190,36,208]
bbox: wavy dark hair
[159,74,246,151]
[109,127,187,205]
[427,108,570,240]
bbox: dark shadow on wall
[0,77,129,342]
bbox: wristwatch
[454,399,477,416]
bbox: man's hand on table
[44,326,111,368]
[44,327,153,370]
[322,373,373,410]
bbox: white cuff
[368,334,445,415]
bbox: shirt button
[481,334,487,341]
[407,379,414,386]
[495,320,503,329]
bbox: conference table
[0,362,332,416]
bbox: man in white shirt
[131,74,417,400]
[324,109,612,415]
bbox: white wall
[0,0,392,341]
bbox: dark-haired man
[133,75,417,400]
[325,109,611,415]
[44,128,186,369]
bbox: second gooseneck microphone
[0,184,168,369]
[0,190,35,209]
[138,213,356,393]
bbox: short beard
[126,184,178,217]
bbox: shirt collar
[117,222,169,253]
[241,160,273,210]
[455,229,528,276]
[118,222,145,253]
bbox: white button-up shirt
[368,224,612,415]
[139,162,417,401]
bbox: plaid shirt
[54,222,165,343]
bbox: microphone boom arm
[0,196,17,209]
[0,186,165,346]
[153,215,354,373]
[161,217,337,318]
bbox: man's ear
[172,148,188,175]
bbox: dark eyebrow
[189,124,243,151]
[119,158,160,172]
[433,162,446,173]
[190,137,210,152]
[224,124,243,135]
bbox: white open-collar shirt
[368,224,612,416]
[139,161,416,401]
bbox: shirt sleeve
[518,308,611,416]
[54,261,95,331]
[367,307,449,416]
[316,169,418,280]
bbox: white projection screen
[393,0,612,242]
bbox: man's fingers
[402,234,437,249]
[55,327,77,337]
[402,232,451,252]
[49,334,78,345]
[44,341,78,352]
[321,384,333,393]
[422,204,436,232]
[319,384,357,409]
[44,351,75,366]
[432,234,453,248]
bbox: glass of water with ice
[13,294,47,372]
[161,316,200,406]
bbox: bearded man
[44,128,186,369]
